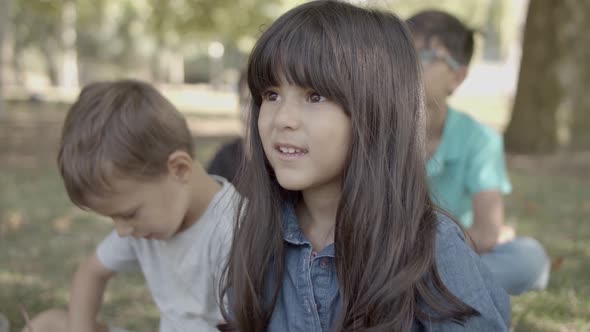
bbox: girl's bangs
[248,16,345,104]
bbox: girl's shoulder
[434,213,468,245]
[429,212,511,331]
[432,212,483,275]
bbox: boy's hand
[497,224,516,245]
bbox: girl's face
[258,81,351,192]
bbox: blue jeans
[481,237,550,295]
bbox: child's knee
[512,237,550,293]
[518,237,549,272]
[21,309,68,332]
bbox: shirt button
[316,301,322,310]
[320,258,329,268]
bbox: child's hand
[497,225,516,245]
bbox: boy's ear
[167,151,193,182]
[450,66,468,93]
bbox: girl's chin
[276,176,308,192]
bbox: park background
[0,0,588,331]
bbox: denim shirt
[262,205,510,331]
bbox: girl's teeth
[280,146,304,154]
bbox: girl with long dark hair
[219,1,510,331]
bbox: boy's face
[414,36,466,109]
[85,168,192,241]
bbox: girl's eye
[262,90,279,102]
[308,92,326,103]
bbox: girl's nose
[274,99,301,130]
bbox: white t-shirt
[96,176,238,332]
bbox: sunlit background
[1,0,588,331]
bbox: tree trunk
[0,0,5,116]
[168,51,185,84]
[12,43,24,85]
[505,0,590,153]
[208,41,224,90]
[0,0,14,116]
[504,0,562,153]
[41,39,60,86]
[60,0,79,88]
[562,2,590,150]
[151,38,168,83]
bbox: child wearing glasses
[407,10,550,295]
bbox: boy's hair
[57,79,194,208]
[407,10,474,66]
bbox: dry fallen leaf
[551,256,565,272]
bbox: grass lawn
[1,102,589,331]
[507,167,590,331]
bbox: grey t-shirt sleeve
[205,183,239,314]
[208,196,237,282]
[425,216,510,331]
[96,230,140,272]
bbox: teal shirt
[427,108,512,228]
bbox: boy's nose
[114,222,134,237]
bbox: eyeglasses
[418,49,461,71]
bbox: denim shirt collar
[281,202,335,257]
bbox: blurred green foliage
[5,0,518,85]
